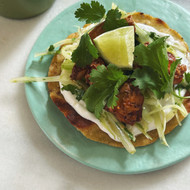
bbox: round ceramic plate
[25,0,190,174]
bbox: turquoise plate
[25,0,190,174]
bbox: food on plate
[12,1,190,154]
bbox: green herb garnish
[62,84,85,101]
[149,32,161,41]
[185,72,190,83]
[75,1,128,32]
[83,64,128,118]
[103,8,128,32]
[132,37,180,98]
[71,33,99,67]
[48,45,55,51]
[75,1,106,23]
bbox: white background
[1,0,190,189]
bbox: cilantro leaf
[83,64,128,118]
[39,45,60,62]
[71,33,99,67]
[132,67,164,99]
[149,32,161,41]
[133,37,179,98]
[185,72,190,83]
[164,59,181,93]
[48,45,55,51]
[103,8,128,32]
[62,84,85,101]
[107,75,127,108]
[75,1,106,24]
[134,37,169,83]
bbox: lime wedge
[94,26,135,68]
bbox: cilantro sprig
[71,33,99,67]
[40,44,61,62]
[75,1,106,24]
[83,64,128,118]
[149,32,161,41]
[185,72,190,83]
[103,8,128,32]
[132,37,180,98]
[132,67,165,98]
[75,1,128,32]
[62,84,85,101]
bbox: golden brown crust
[48,12,188,148]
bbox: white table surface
[1,0,190,189]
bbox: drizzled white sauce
[60,23,190,142]
[137,23,180,46]
[61,90,117,140]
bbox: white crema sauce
[60,23,190,142]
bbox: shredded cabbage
[34,23,96,58]
[139,92,188,146]
[10,76,61,83]
[111,3,136,18]
[135,123,152,140]
[100,111,136,154]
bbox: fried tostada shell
[48,12,188,148]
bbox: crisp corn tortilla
[48,12,188,148]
